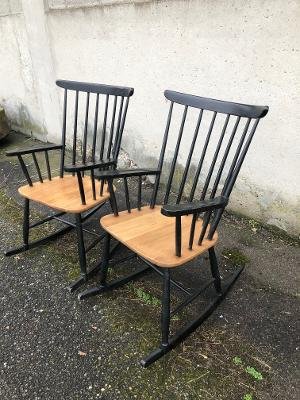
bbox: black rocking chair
[79,89,268,366]
[5,79,134,291]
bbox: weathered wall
[0,0,299,235]
[0,0,44,139]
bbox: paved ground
[0,132,299,400]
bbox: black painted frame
[5,79,134,291]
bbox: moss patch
[222,247,250,266]
[0,190,24,224]
[226,210,299,247]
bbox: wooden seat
[19,175,110,213]
[101,206,218,268]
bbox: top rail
[56,80,134,97]
[164,90,269,119]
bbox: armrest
[6,144,62,157]
[94,168,161,179]
[161,196,228,217]
[64,159,116,173]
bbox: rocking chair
[79,89,268,365]
[5,80,134,291]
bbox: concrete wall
[0,0,299,235]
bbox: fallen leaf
[199,353,208,359]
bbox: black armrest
[6,144,62,157]
[64,160,116,173]
[161,196,228,217]
[94,168,161,179]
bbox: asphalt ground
[0,132,299,400]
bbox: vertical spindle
[210,116,240,198]
[177,109,203,204]
[198,210,212,245]
[18,155,33,186]
[100,94,109,160]
[90,169,96,200]
[107,96,117,159]
[59,88,67,178]
[72,90,79,167]
[76,171,86,205]
[175,216,182,257]
[32,153,43,183]
[189,213,197,249]
[45,150,51,181]
[164,105,188,204]
[189,111,217,202]
[82,92,90,165]
[137,175,142,211]
[112,97,124,158]
[124,177,131,212]
[200,114,230,200]
[92,93,99,162]
[150,102,174,208]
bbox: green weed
[233,357,263,381]
[133,287,161,307]
[233,356,243,366]
[245,366,263,381]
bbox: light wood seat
[19,175,110,213]
[101,206,218,268]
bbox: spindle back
[56,80,134,177]
[151,90,268,207]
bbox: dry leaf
[91,326,97,331]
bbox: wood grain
[101,206,218,268]
[19,175,110,213]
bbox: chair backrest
[151,90,268,206]
[56,80,134,177]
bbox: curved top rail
[56,80,134,97]
[164,90,268,119]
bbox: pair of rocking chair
[5,79,268,366]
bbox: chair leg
[161,269,171,348]
[78,234,151,300]
[208,247,222,294]
[5,201,104,291]
[76,233,111,298]
[67,214,88,292]
[99,233,111,285]
[68,218,112,293]
[4,199,74,257]
[75,214,87,275]
[23,198,30,247]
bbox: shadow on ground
[0,132,299,400]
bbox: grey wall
[0,0,299,235]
